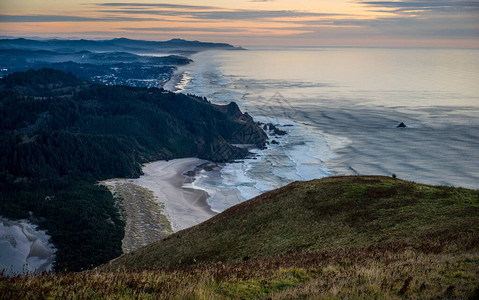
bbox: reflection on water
[169,47,479,211]
[177,47,479,108]
[0,217,56,275]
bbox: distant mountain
[0,69,266,271]
[0,37,244,53]
[0,37,241,88]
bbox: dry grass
[2,176,478,299]
[1,247,478,299]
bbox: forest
[0,68,266,271]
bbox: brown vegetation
[1,245,478,299]
[1,176,478,299]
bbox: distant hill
[0,48,192,66]
[0,37,244,53]
[0,69,266,271]
[0,37,244,89]
[2,176,478,298]
[0,37,243,88]
[0,46,195,88]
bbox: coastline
[104,158,217,252]
[137,158,217,232]
[162,71,183,92]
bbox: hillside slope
[2,176,478,299]
[104,176,479,270]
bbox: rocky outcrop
[225,102,244,119]
[202,139,249,162]
[212,102,268,150]
[397,122,407,128]
[260,122,287,136]
[231,120,268,149]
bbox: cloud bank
[1,0,477,46]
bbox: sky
[0,0,478,47]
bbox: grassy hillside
[2,176,477,299]
[105,176,479,270]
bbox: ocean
[169,47,479,212]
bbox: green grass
[1,176,478,299]
[104,176,479,270]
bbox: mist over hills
[0,37,243,53]
[0,48,192,65]
[0,37,242,87]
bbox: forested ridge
[0,68,266,271]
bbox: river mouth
[0,217,56,275]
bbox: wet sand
[136,159,217,232]
[104,158,217,253]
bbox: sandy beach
[104,158,218,252]
[136,158,217,232]
[162,66,191,93]
[162,72,181,92]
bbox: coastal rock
[203,139,248,163]
[271,140,279,145]
[225,102,244,119]
[263,123,287,136]
[211,102,268,150]
[397,122,407,128]
[230,120,268,149]
[212,102,251,122]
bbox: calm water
[171,47,479,210]
[0,217,56,275]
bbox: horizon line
[1,35,478,50]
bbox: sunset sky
[1,0,478,47]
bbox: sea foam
[184,120,348,213]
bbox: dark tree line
[0,69,257,271]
